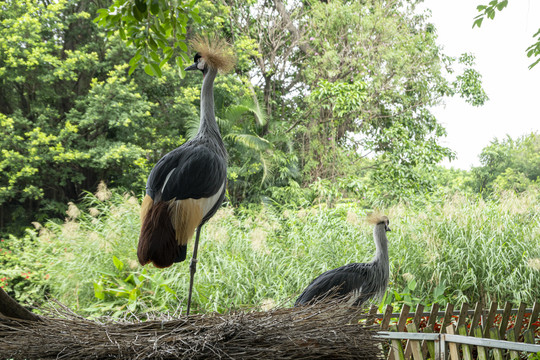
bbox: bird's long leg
[186,226,202,316]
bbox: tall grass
[2,187,539,316]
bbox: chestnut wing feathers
[146,143,227,202]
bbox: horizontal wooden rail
[368,302,540,360]
[376,331,540,352]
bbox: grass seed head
[96,181,112,201]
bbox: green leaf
[528,57,540,69]
[160,284,176,294]
[132,5,143,21]
[496,0,508,11]
[135,0,147,14]
[149,37,160,52]
[150,51,160,63]
[129,53,142,67]
[144,64,154,76]
[191,12,201,23]
[150,0,160,15]
[178,40,188,52]
[112,256,124,271]
[150,62,162,77]
[93,282,105,300]
[128,64,137,75]
[472,17,484,28]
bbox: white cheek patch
[197,59,206,70]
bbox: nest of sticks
[0,299,383,360]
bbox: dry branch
[0,300,383,359]
[0,287,41,322]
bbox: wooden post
[366,304,378,326]
[456,303,469,331]
[457,325,473,360]
[406,323,424,360]
[388,304,410,360]
[381,304,394,331]
[527,301,539,331]
[388,325,405,360]
[483,301,498,337]
[488,327,503,360]
[498,301,512,339]
[441,303,454,334]
[422,303,439,359]
[473,327,487,360]
[446,324,460,360]
[470,301,483,334]
[506,328,520,360]
[513,302,526,340]
[405,304,424,358]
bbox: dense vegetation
[1,183,539,316]
[0,0,488,231]
[1,0,539,316]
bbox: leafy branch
[94,0,201,77]
[473,0,540,69]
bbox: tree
[472,132,540,193]
[261,0,487,201]
[1,0,492,232]
[0,0,250,230]
[94,0,201,76]
[473,0,540,69]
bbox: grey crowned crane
[295,214,391,307]
[137,37,235,315]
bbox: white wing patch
[201,182,225,217]
[161,167,176,194]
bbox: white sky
[421,0,540,170]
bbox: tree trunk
[0,287,40,321]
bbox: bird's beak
[386,226,391,232]
[184,63,198,71]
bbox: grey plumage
[295,215,391,307]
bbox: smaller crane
[137,36,235,315]
[295,214,391,307]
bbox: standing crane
[137,36,235,315]
[295,214,391,307]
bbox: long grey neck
[197,67,221,139]
[372,225,389,264]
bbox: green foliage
[284,0,486,200]
[1,0,493,231]
[4,187,540,316]
[452,53,490,106]
[0,0,254,230]
[94,0,201,77]
[472,132,540,194]
[311,80,367,119]
[0,231,51,306]
[473,0,540,69]
[89,256,181,316]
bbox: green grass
[1,187,539,317]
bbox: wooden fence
[362,301,540,359]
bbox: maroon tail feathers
[137,201,178,268]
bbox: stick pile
[0,300,382,359]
